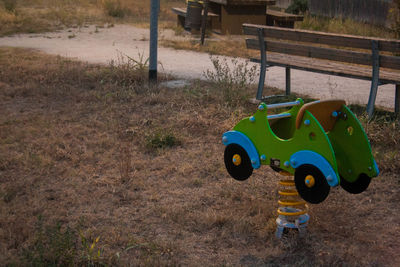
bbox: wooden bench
[266,9,303,28]
[243,23,400,116]
[171,7,220,31]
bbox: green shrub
[286,0,308,15]
[2,0,17,13]
[203,56,257,106]
[146,130,180,150]
[102,0,125,18]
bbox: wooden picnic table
[208,0,276,34]
[266,9,304,28]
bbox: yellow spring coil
[276,172,309,238]
[277,179,308,216]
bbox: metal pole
[285,67,291,95]
[149,0,160,84]
[200,0,209,45]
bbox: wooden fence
[309,0,392,27]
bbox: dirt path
[0,24,396,110]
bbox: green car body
[222,99,379,203]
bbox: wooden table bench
[171,7,220,31]
[266,9,304,28]
[243,23,400,116]
[208,0,276,34]
[173,1,278,35]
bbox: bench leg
[177,15,185,28]
[266,15,274,26]
[285,67,291,95]
[256,28,266,100]
[396,84,400,114]
[367,81,379,117]
[367,40,380,118]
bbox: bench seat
[252,53,400,85]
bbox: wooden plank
[210,0,227,5]
[380,55,400,70]
[266,9,304,22]
[171,7,186,17]
[247,38,400,70]
[210,0,275,5]
[171,7,219,17]
[243,24,400,53]
[246,38,372,66]
[250,53,400,84]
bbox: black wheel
[294,164,330,204]
[224,144,253,181]
[340,174,371,194]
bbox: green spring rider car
[222,99,379,204]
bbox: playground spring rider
[222,99,379,204]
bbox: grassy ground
[0,0,185,36]
[1,0,397,59]
[1,47,399,266]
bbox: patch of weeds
[2,0,17,13]
[192,178,203,188]
[2,189,16,203]
[68,33,76,39]
[102,0,125,18]
[389,0,400,38]
[145,129,181,151]
[348,104,400,174]
[203,56,258,106]
[118,129,134,183]
[298,13,395,39]
[23,216,105,266]
[23,216,78,266]
[101,51,149,94]
[125,238,176,264]
[79,231,104,265]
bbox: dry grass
[0,0,184,36]
[0,47,399,266]
[298,13,398,39]
[161,37,259,58]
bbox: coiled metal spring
[276,174,309,238]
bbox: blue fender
[290,150,339,187]
[222,131,260,169]
[373,159,380,176]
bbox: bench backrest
[243,23,400,70]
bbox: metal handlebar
[266,100,301,110]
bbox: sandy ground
[0,24,397,110]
